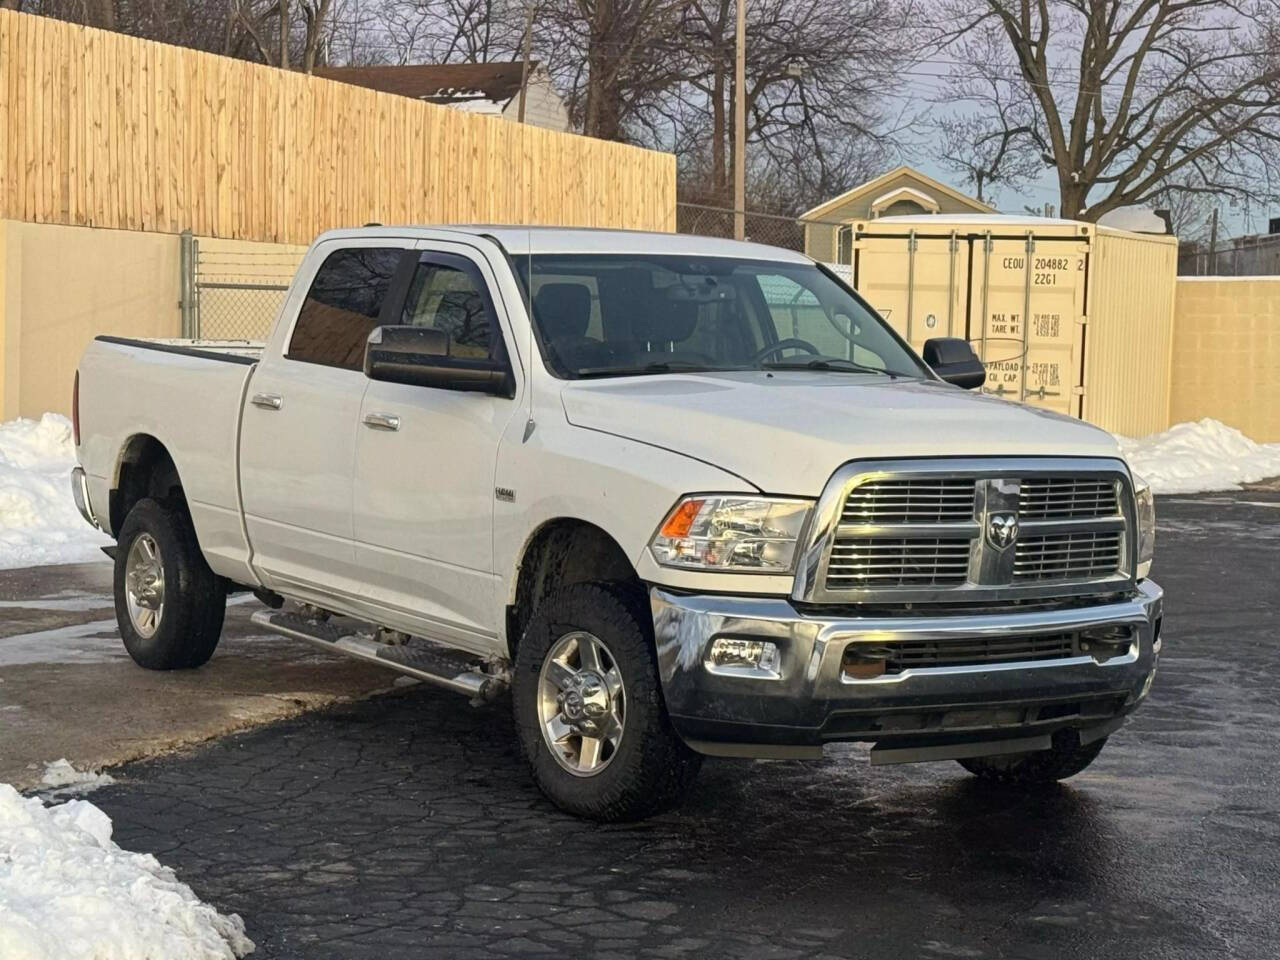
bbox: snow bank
[0,414,111,569]
[1117,418,1280,494]
[39,760,116,797]
[0,784,254,959]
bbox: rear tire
[957,729,1107,784]
[513,581,701,821]
[114,497,226,670]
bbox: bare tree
[524,0,688,140]
[20,0,340,72]
[375,0,523,64]
[656,0,912,213]
[932,0,1280,221]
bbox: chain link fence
[676,201,848,261]
[183,234,306,340]
[1178,233,1280,276]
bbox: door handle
[363,412,401,431]
[251,393,283,410]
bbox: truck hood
[560,371,1125,494]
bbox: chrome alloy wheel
[124,533,165,638]
[537,630,626,777]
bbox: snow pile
[0,414,111,569]
[0,784,254,959]
[1118,418,1280,494]
[39,760,116,797]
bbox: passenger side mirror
[364,326,514,397]
[923,337,986,390]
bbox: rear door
[350,243,521,652]
[239,240,416,598]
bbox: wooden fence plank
[0,9,674,243]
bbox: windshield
[515,255,929,380]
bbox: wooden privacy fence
[0,9,675,244]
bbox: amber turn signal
[659,498,706,539]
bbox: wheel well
[507,520,640,653]
[109,435,184,534]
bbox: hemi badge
[495,487,516,503]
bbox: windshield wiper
[760,357,899,378]
[574,361,720,379]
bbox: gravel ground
[19,491,1280,958]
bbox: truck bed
[77,336,262,584]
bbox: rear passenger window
[401,256,497,359]
[288,248,406,370]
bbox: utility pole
[733,0,746,240]
[1207,208,1219,275]
[517,2,536,124]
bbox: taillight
[72,371,80,446]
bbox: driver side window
[401,256,498,360]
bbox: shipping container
[849,215,1178,436]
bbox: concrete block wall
[1170,277,1280,442]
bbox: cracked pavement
[11,490,1280,958]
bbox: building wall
[0,221,180,420]
[1168,277,1280,442]
[0,222,316,420]
[500,74,571,131]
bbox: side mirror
[364,326,514,398]
[923,337,986,390]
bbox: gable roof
[801,165,993,220]
[314,62,538,106]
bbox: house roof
[314,62,538,106]
[800,165,993,221]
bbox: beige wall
[1169,277,1280,442]
[0,220,181,419]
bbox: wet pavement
[0,562,395,789]
[40,492,1280,956]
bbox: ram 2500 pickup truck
[72,226,1161,820]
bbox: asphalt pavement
[12,491,1280,959]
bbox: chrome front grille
[841,479,977,524]
[802,458,1135,604]
[1019,477,1118,520]
[1014,531,1123,581]
[827,537,971,589]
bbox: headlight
[1133,473,1155,579]
[651,496,813,572]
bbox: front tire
[114,497,226,670]
[957,729,1107,784]
[513,582,701,821]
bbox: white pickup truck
[72,226,1161,820]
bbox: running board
[251,609,506,702]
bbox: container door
[855,231,965,351]
[968,235,1088,418]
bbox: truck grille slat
[841,478,977,524]
[827,538,972,588]
[1019,477,1119,519]
[1014,531,1123,580]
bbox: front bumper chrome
[70,466,99,529]
[651,580,1163,760]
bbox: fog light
[705,639,781,679]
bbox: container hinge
[1072,386,1087,397]
[1076,314,1089,326]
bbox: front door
[351,244,521,654]
[240,241,414,599]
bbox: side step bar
[251,609,506,702]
